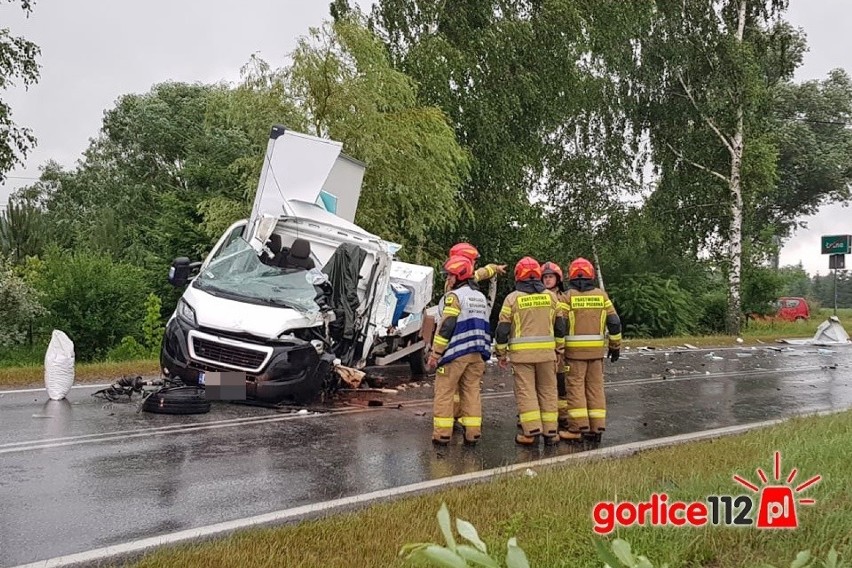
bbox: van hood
[181,284,322,340]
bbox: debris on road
[683,343,699,350]
[704,353,725,361]
[736,337,744,344]
[297,409,309,415]
[525,468,538,478]
[335,365,366,389]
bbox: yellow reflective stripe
[555,337,565,347]
[458,416,482,427]
[452,394,460,403]
[557,302,570,312]
[519,410,542,423]
[517,294,552,309]
[433,335,449,346]
[443,307,461,317]
[433,417,454,428]
[568,408,589,418]
[570,295,605,309]
[568,310,576,336]
[604,300,613,309]
[565,340,606,348]
[589,408,607,418]
[509,341,557,351]
[563,365,571,373]
[500,306,512,317]
[484,265,496,278]
[495,343,508,350]
[609,333,622,341]
[558,400,569,409]
[541,412,559,423]
[600,310,607,334]
[513,314,521,337]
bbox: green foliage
[0,254,44,346]
[742,263,785,316]
[0,194,45,263]
[400,502,530,568]
[596,539,846,568]
[106,336,150,362]
[608,275,698,338]
[697,291,729,334]
[142,293,164,354]
[0,0,40,180]
[28,248,148,361]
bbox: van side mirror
[168,257,201,287]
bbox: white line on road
[9,407,848,568]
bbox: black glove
[608,348,620,363]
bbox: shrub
[697,290,728,334]
[106,336,150,362]
[608,274,698,338]
[0,255,45,347]
[28,248,150,361]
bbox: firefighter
[561,258,622,443]
[427,255,492,446]
[442,242,506,420]
[541,262,572,429]
[495,257,566,446]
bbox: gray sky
[0,0,849,275]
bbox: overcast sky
[0,0,849,275]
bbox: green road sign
[821,234,852,255]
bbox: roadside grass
[125,410,852,568]
[0,359,160,388]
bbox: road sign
[821,234,852,255]
[829,254,845,270]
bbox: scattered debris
[735,353,753,358]
[817,349,836,355]
[31,414,51,419]
[756,339,766,344]
[524,468,538,478]
[297,409,309,415]
[335,365,366,389]
[339,388,399,394]
[736,337,744,344]
[683,343,699,350]
[778,317,851,346]
[704,352,725,361]
[497,382,506,389]
[415,411,427,416]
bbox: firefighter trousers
[433,353,485,443]
[511,361,558,438]
[563,358,606,433]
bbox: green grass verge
[124,410,852,568]
[0,359,160,388]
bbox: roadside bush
[106,336,150,362]
[0,255,45,347]
[696,290,728,334]
[742,263,785,317]
[28,248,150,361]
[608,274,698,338]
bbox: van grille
[192,337,267,370]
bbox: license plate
[198,371,205,385]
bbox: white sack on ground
[44,330,75,400]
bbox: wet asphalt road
[1,344,850,567]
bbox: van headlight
[177,299,197,327]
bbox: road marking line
[9,407,848,568]
[0,384,111,395]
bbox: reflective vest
[564,287,615,360]
[498,290,561,363]
[438,285,492,366]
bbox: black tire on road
[142,386,211,415]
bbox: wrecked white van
[160,126,435,403]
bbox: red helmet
[568,257,595,280]
[442,255,475,281]
[514,257,542,281]
[541,262,563,282]
[448,242,480,262]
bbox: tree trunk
[726,0,748,335]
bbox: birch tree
[625,0,796,334]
